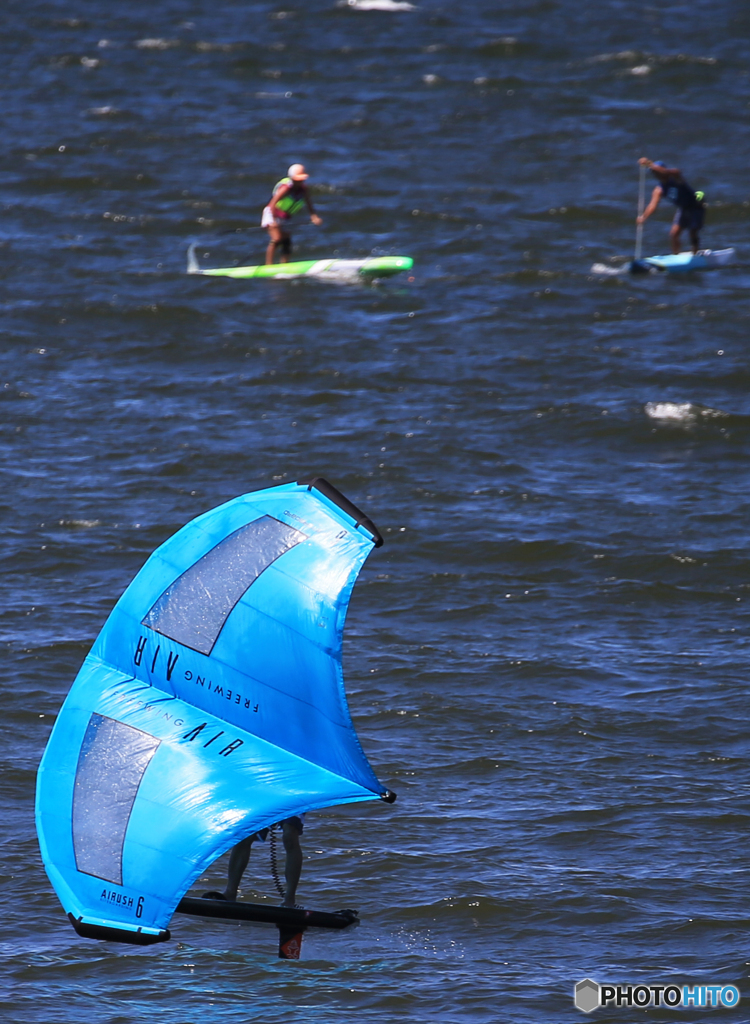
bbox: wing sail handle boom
[36,480,393,944]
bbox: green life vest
[272,177,306,216]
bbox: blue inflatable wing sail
[36,479,392,944]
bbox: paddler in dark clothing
[636,157,706,255]
[261,163,322,265]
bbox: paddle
[630,161,648,273]
[635,161,646,260]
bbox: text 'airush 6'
[36,479,395,946]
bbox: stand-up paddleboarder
[636,157,706,255]
[262,164,323,265]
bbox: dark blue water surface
[4,1,750,1022]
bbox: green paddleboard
[188,246,413,280]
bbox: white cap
[288,163,309,181]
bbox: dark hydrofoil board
[175,896,359,959]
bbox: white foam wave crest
[340,0,416,9]
[590,262,628,276]
[644,402,726,425]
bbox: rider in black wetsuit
[637,157,706,255]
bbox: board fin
[278,925,304,959]
[187,243,201,275]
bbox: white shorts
[261,206,287,229]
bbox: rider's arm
[638,186,662,224]
[303,187,322,225]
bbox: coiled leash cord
[269,823,286,899]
